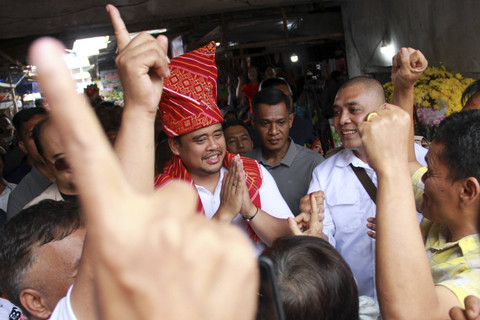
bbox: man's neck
[191,170,221,194]
[262,139,291,166]
[447,211,479,242]
[352,148,368,164]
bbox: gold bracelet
[242,206,259,222]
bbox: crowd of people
[1,4,480,320]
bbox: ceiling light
[290,54,298,63]
[380,41,395,59]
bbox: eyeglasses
[47,157,70,171]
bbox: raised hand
[107,4,169,114]
[391,47,428,89]
[358,104,411,174]
[29,34,258,320]
[107,4,170,191]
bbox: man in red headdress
[154,42,293,254]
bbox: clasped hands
[217,154,257,222]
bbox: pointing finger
[310,193,320,225]
[106,4,131,52]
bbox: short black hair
[252,87,291,116]
[461,79,480,108]
[12,107,47,139]
[222,119,248,131]
[434,109,480,182]
[261,236,359,320]
[338,76,386,103]
[0,200,84,314]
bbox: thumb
[288,217,302,236]
[398,47,411,71]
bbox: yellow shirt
[412,166,427,212]
[421,219,480,307]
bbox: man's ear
[460,177,480,204]
[20,288,53,319]
[168,138,181,156]
[288,112,294,128]
[18,140,27,154]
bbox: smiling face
[333,83,382,154]
[421,142,461,223]
[170,123,226,181]
[254,101,293,156]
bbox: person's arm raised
[29,35,258,320]
[108,4,170,192]
[359,104,461,320]
[391,47,427,173]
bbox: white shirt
[48,286,76,320]
[308,146,426,298]
[197,166,293,255]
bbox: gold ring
[365,112,378,122]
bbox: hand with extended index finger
[107,4,169,114]
[288,192,327,240]
[29,36,258,320]
[107,4,169,192]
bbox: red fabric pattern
[160,41,223,137]
[154,152,262,242]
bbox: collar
[256,137,296,168]
[426,221,480,255]
[336,148,371,169]
[195,167,226,195]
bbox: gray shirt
[6,166,52,220]
[245,138,324,215]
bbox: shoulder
[23,184,61,209]
[313,148,346,172]
[243,148,261,161]
[294,144,324,162]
